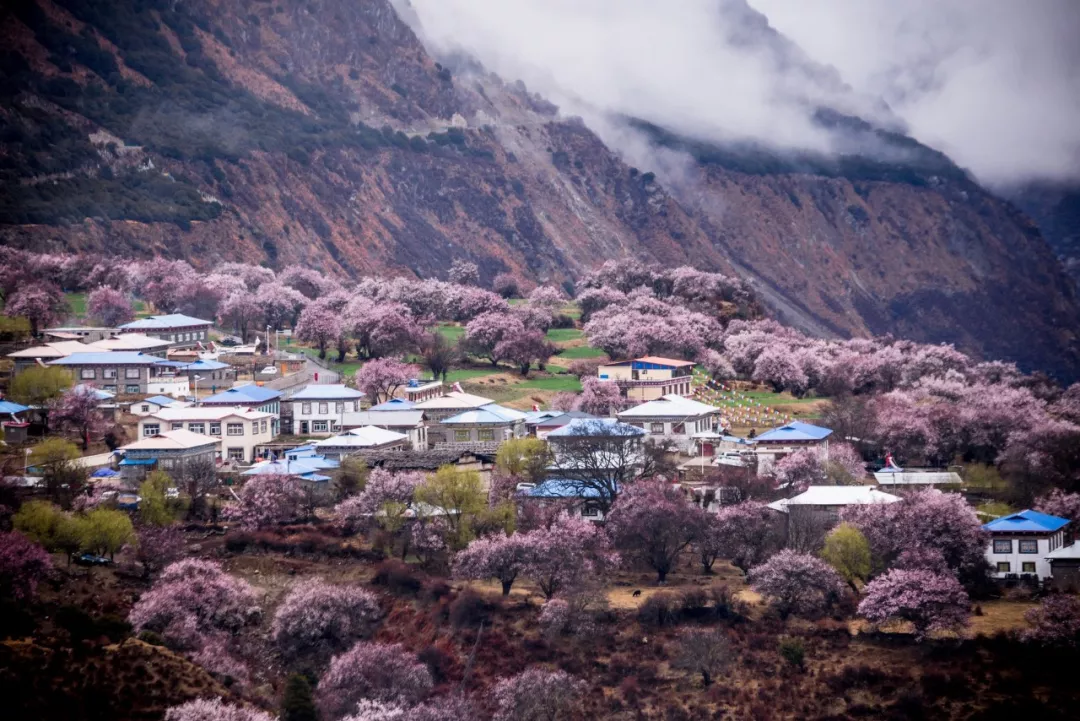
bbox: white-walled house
[130,395,191,416]
[340,409,428,450]
[289,384,366,436]
[313,426,410,460]
[616,394,722,453]
[983,510,1070,581]
[752,421,833,475]
[138,406,276,464]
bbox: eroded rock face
[0,0,1077,379]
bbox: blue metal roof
[90,468,119,477]
[74,384,116,400]
[441,404,526,425]
[547,418,646,438]
[119,314,211,330]
[179,359,230,371]
[119,458,157,466]
[983,509,1069,533]
[753,421,833,442]
[49,352,165,366]
[243,457,339,477]
[525,479,619,499]
[369,398,416,411]
[0,400,30,415]
[289,384,365,400]
[202,386,281,404]
[143,395,177,406]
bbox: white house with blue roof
[521,479,619,522]
[288,384,366,436]
[118,314,213,349]
[984,510,1070,581]
[439,403,527,450]
[201,385,282,419]
[751,420,833,474]
[49,352,183,396]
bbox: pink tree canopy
[87,286,134,327]
[0,531,53,601]
[272,579,383,659]
[495,329,553,377]
[523,513,619,599]
[453,532,535,595]
[575,377,623,416]
[1022,594,1080,647]
[317,641,433,719]
[465,311,526,366]
[448,259,480,286]
[354,358,419,404]
[255,281,307,330]
[50,385,110,450]
[857,568,969,641]
[1034,489,1080,527]
[218,290,261,343]
[712,501,778,573]
[492,668,586,721]
[605,479,703,583]
[222,475,304,530]
[295,302,343,359]
[5,282,68,335]
[165,698,275,721]
[747,549,847,617]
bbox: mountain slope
[0,0,1078,380]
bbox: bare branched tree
[547,420,648,514]
[672,628,733,687]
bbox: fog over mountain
[402,0,1080,187]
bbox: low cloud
[401,0,1080,186]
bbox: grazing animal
[632,589,642,597]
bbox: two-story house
[117,314,213,349]
[439,404,527,451]
[597,356,696,401]
[49,352,178,396]
[201,385,282,432]
[340,409,428,450]
[984,510,1070,581]
[138,406,276,464]
[288,385,366,436]
[117,429,220,482]
[752,421,834,475]
[414,391,495,446]
[313,426,410,460]
[616,394,722,453]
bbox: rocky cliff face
[0,0,1078,379]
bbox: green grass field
[435,323,465,344]
[556,345,606,359]
[544,328,584,343]
[66,292,87,318]
[517,375,583,392]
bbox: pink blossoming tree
[492,668,586,721]
[353,358,419,404]
[857,568,969,641]
[295,302,344,359]
[165,698,274,721]
[523,513,619,599]
[1022,594,1080,647]
[452,531,536,595]
[272,578,384,660]
[605,479,703,583]
[316,641,433,720]
[0,531,52,601]
[87,286,134,327]
[50,385,110,450]
[5,282,68,336]
[747,549,847,617]
[223,475,304,530]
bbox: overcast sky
[402,0,1080,187]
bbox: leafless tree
[672,628,733,687]
[547,421,648,514]
[784,506,836,553]
[175,457,219,520]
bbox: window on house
[671,422,686,435]
[302,402,312,416]
[209,423,221,436]
[227,423,244,436]
[319,402,329,414]
[1021,562,1037,574]
[141,405,150,413]
[993,540,1012,554]
[1019,540,1039,554]
[126,367,141,379]
[171,423,183,431]
[143,424,160,436]
[126,385,140,394]
[260,420,267,434]
[344,402,354,413]
[650,423,665,434]
[312,421,328,433]
[336,402,344,413]
[227,448,245,461]
[478,429,495,441]
[80,369,96,380]
[454,430,470,442]
[189,423,205,434]
[104,385,116,392]
[996,562,1011,573]
[581,505,600,518]
[103,368,117,379]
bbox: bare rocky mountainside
[1,0,1078,380]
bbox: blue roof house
[984,509,1070,581]
[118,314,212,349]
[520,478,620,522]
[202,385,282,418]
[440,403,527,450]
[289,385,366,437]
[751,421,834,475]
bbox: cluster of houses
[8,330,1080,589]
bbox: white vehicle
[259,365,279,375]
[714,451,749,468]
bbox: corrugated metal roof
[369,398,417,411]
[983,510,1069,533]
[753,421,833,442]
[874,471,962,485]
[414,391,494,410]
[441,404,526,425]
[120,429,220,451]
[202,385,281,404]
[617,394,718,418]
[547,418,645,438]
[767,485,899,512]
[341,410,425,427]
[49,351,166,365]
[119,314,211,329]
[289,384,365,401]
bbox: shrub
[272,579,384,660]
[138,630,166,646]
[371,560,423,595]
[316,641,433,719]
[678,586,711,617]
[448,588,497,628]
[637,592,679,627]
[281,673,318,721]
[417,644,455,684]
[778,636,806,669]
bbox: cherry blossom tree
[769,449,826,493]
[1034,489,1080,527]
[453,532,535,595]
[493,273,520,299]
[345,297,422,359]
[492,668,586,721]
[446,285,509,321]
[0,531,52,601]
[135,525,185,576]
[272,579,384,660]
[215,262,276,291]
[130,258,197,313]
[713,502,777,574]
[50,385,110,450]
[857,568,969,641]
[842,489,989,585]
[698,349,736,381]
[465,311,526,366]
[295,302,343,359]
[1022,594,1080,647]
[752,346,809,396]
[5,282,68,335]
[129,559,260,650]
[576,286,625,321]
[1051,383,1080,424]
[748,549,847,617]
[694,512,728,574]
[335,469,425,530]
[513,304,555,333]
[279,266,333,299]
[354,359,418,404]
[448,259,480,286]
[87,286,134,327]
[256,281,307,330]
[495,329,554,377]
[547,392,578,412]
[523,513,619,599]
[223,475,304,530]
[528,285,565,309]
[999,419,1080,496]
[339,700,406,721]
[218,290,261,342]
[827,443,867,484]
[317,641,433,719]
[575,377,622,416]
[165,698,274,721]
[605,480,702,583]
